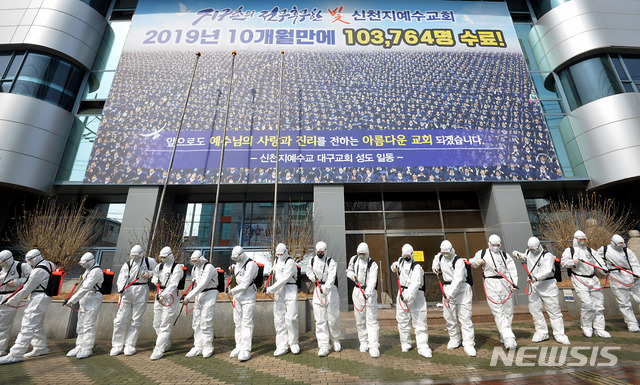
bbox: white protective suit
[150,246,184,360]
[0,249,54,364]
[66,252,104,358]
[111,245,157,356]
[597,234,640,332]
[432,241,476,356]
[561,230,610,338]
[470,235,518,350]
[184,250,218,358]
[228,246,258,362]
[0,251,31,356]
[346,242,380,358]
[513,237,570,345]
[306,241,342,357]
[266,243,299,356]
[391,244,431,358]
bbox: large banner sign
[84,0,562,184]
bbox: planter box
[558,286,624,318]
[10,298,312,341]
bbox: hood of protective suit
[275,243,288,261]
[357,242,369,260]
[25,249,43,268]
[401,244,414,261]
[231,245,247,263]
[79,252,96,270]
[190,250,205,267]
[0,250,13,269]
[440,240,454,259]
[159,246,174,264]
[527,237,542,255]
[573,230,587,248]
[488,234,501,253]
[611,234,625,251]
[315,241,327,259]
[130,245,144,261]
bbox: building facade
[1,0,639,310]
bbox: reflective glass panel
[622,56,640,81]
[442,211,484,229]
[345,213,384,230]
[6,52,24,79]
[69,115,102,181]
[385,212,441,230]
[558,56,624,110]
[13,53,83,111]
[0,53,12,78]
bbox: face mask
[441,251,452,259]
[357,253,367,260]
[490,244,500,253]
[577,238,587,247]
[402,255,411,262]
[317,252,325,259]
[131,254,142,262]
[159,255,170,263]
[80,259,94,269]
[0,260,11,269]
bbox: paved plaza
[1,306,639,384]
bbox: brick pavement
[0,313,639,384]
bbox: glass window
[345,213,384,230]
[384,192,438,211]
[68,115,102,181]
[83,20,132,100]
[611,56,628,81]
[13,53,84,111]
[439,191,480,210]
[79,0,111,17]
[6,52,24,79]
[385,212,441,230]
[0,53,12,78]
[513,24,539,72]
[558,56,624,110]
[622,56,640,81]
[530,0,572,19]
[344,193,382,211]
[442,211,484,229]
[529,72,559,99]
[540,100,564,114]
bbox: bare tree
[264,202,315,262]
[132,213,191,264]
[535,192,635,255]
[8,197,100,271]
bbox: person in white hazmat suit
[227,245,258,362]
[0,249,54,364]
[265,243,300,356]
[346,242,380,358]
[470,234,519,350]
[0,250,31,357]
[306,241,342,357]
[111,245,157,357]
[432,240,476,357]
[391,244,432,358]
[183,250,218,358]
[561,230,611,338]
[150,246,184,360]
[512,237,570,345]
[597,234,640,332]
[64,252,104,358]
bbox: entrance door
[387,234,444,303]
